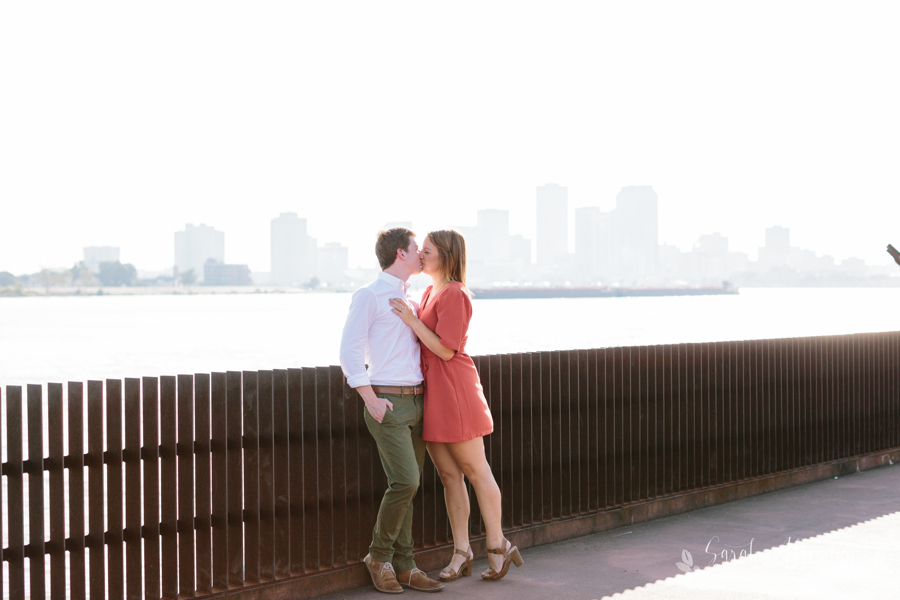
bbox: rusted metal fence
[2,331,899,599]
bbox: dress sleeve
[434,285,472,352]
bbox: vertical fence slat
[107,380,125,600]
[258,370,276,580]
[600,348,612,507]
[685,344,697,491]
[699,344,711,488]
[535,352,549,521]
[771,340,781,474]
[177,374,196,596]
[142,377,161,600]
[243,371,260,585]
[521,353,536,524]
[195,373,213,593]
[637,346,649,500]
[585,349,599,509]
[338,373,361,564]
[549,352,563,517]
[627,346,639,503]
[830,336,838,462]
[559,351,573,516]
[27,384,46,598]
[613,347,625,505]
[726,342,737,482]
[160,376,178,599]
[48,384,66,600]
[124,378,142,600]
[887,333,900,448]
[272,370,291,578]
[301,368,319,573]
[814,337,822,464]
[852,336,863,461]
[226,371,244,587]
[792,338,801,470]
[498,353,514,527]
[6,386,25,599]
[719,342,729,484]
[287,369,305,575]
[663,346,675,496]
[87,380,105,599]
[0,387,3,600]
[211,372,229,590]
[511,353,526,525]
[329,366,348,566]
[497,354,513,526]
[760,341,771,476]
[315,368,333,569]
[649,346,661,498]
[69,381,87,600]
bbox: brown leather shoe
[364,554,404,594]
[396,567,445,592]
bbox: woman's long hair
[427,229,467,285]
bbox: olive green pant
[363,392,426,573]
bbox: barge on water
[468,284,738,300]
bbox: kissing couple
[340,227,524,593]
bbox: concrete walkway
[321,463,900,600]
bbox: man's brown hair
[375,227,416,270]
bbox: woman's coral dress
[418,282,493,443]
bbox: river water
[3,287,900,388]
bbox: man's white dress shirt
[340,271,424,388]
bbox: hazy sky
[2,1,898,275]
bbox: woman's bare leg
[427,441,471,573]
[446,437,506,572]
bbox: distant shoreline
[4,280,900,298]
[0,285,352,297]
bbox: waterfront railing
[2,332,899,599]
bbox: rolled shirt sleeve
[340,287,377,388]
[434,286,472,352]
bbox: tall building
[83,246,120,273]
[318,242,349,284]
[477,209,510,262]
[509,235,532,266]
[271,213,316,285]
[574,208,613,280]
[536,184,568,264]
[693,233,730,282]
[765,226,790,251]
[758,225,791,270]
[612,186,658,278]
[174,224,224,283]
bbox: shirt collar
[378,270,410,292]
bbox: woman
[389,229,524,582]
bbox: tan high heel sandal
[439,547,474,582]
[481,538,524,581]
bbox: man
[340,227,444,594]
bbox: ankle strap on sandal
[487,539,510,555]
[454,548,470,557]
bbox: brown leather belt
[371,384,424,396]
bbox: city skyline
[4,186,891,290]
[2,3,898,275]
[4,177,896,275]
